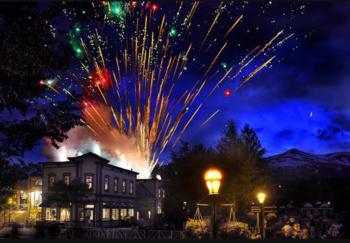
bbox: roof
[43,152,138,175]
[68,152,109,163]
[136,183,154,198]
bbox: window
[104,175,109,191]
[120,208,127,219]
[112,208,119,220]
[129,181,134,194]
[35,178,43,186]
[114,178,119,192]
[63,174,70,185]
[102,208,110,221]
[157,205,162,214]
[148,210,151,219]
[122,179,126,193]
[85,175,93,190]
[128,208,134,217]
[48,175,56,188]
[60,208,70,221]
[158,188,161,198]
[30,191,42,208]
[45,208,57,221]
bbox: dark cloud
[317,126,341,141]
[276,129,294,140]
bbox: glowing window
[114,178,118,192]
[129,181,134,194]
[85,175,93,189]
[104,176,109,191]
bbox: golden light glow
[204,168,222,195]
[257,192,266,204]
[7,197,14,205]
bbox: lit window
[45,208,57,221]
[102,208,110,221]
[60,208,70,221]
[30,191,42,208]
[63,175,70,185]
[148,210,151,219]
[49,175,56,188]
[120,208,127,219]
[129,181,134,194]
[158,188,161,197]
[112,208,119,220]
[157,206,162,214]
[114,178,118,192]
[35,178,43,186]
[122,179,126,193]
[104,176,109,191]
[128,208,134,217]
[85,175,93,189]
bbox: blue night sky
[175,1,350,156]
[16,1,350,162]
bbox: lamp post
[204,168,222,239]
[257,192,266,239]
[7,197,14,226]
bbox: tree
[162,142,215,228]
[240,124,266,158]
[45,179,91,208]
[161,121,270,227]
[216,121,269,213]
[45,179,91,225]
[0,3,82,205]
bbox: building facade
[1,152,164,227]
[41,152,164,227]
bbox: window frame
[114,177,119,193]
[129,181,134,195]
[104,175,110,192]
[48,174,56,188]
[122,179,127,194]
[84,174,94,190]
[63,173,71,185]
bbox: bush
[184,218,211,239]
[218,221,250,239]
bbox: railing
[62,227,185,240]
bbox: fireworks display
[42,1,296,178]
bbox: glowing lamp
[7,197,14,205]
[257,192,266,204]
[204,168,222,195]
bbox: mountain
[266,149,350,182]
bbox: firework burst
[44,1,293,178]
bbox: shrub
[219,221,250,239]
[184,218,211,239]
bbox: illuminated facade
[1,152,164,227]
[0,174,43,225]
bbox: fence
[62,227,186,240]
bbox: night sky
[15,1,350,162]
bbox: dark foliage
[161,120,269,228]
[0,3,82,205]
[45,179,91,207]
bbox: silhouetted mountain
[266,149,350,182]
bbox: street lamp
[204,168,222,239]
[204,168,222,195]
[7,197,14,226]
[256,192,266,239]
